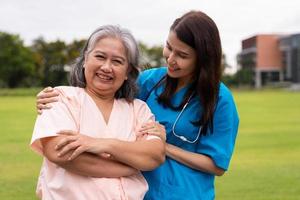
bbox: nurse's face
[84,37,129,97]
[163,31,197,86]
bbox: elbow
[215,168,225,176]
[153,140,166,167]
[141,155,165,171]
[41,137,69,166]
[153,149,166,167]
[143,142,166,171]
[140,158,164,171]
[157,143,166,165]
[43,150,69,165]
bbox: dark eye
[166,44,172,51]
[113,59,123,65]
[178,54,187,59]
[95,55,105,59]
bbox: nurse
[36,10,239,200]
[137,11,239,200]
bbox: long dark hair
[158,11,222,136]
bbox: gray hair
[69,25,140,101]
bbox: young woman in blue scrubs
[36,10,239,200]
[137,11,239,200]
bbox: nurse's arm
[104,138,165,171]
[40,136,138,178]
[166,143,225,176]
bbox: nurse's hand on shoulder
[36,87,59,114]
[138,121,166,141]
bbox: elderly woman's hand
[36,87,60,114]
[55,130,112,160]
[137,121,166,141]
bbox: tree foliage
[0,31,237,88]
[0,32,35,87]
[139,42,165,70]
[222,68,253,87]
[31,38,69,86]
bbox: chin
[167,70,179,78]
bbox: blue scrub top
[137,67,239,200]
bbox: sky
[1,0,300,73]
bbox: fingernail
[57,153,61,157]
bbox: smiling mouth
[96,73,113,81]
[168,67,180,72]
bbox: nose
[167,53,176,65]
[101,60,113,72]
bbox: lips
[168,66,180,72]
[95,72,113,81]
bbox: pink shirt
[31,86,155,200]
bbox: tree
[67,39,86,63]
[31,38,69,86]
[0,32,35,87]
[139,42,165,70]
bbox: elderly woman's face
[84,37,129,97]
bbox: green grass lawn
[216,89,300,199]
[0,89,299,199]
[0,95,40,200]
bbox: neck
[85,87,114,103]
[176,77,193,92]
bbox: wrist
[103,138,119,156]
[165,143,172,156]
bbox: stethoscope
[146,76,201,144]
[171,92,201,143]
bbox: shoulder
[140,67,167,77]
[218,83,235,103]
[54,86,83,98]
[215,83,239,119]
[137,67,167,100]
[53,86,84,107]
[138,67,167,84]
[131,99,155,121]
[131,99,152,114]
[132,98,149,108]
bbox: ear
[126,64,132,79]
[126,65,133,80]
[83,52,88,67]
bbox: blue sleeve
[136,67,167,101]
[196,84,239,170]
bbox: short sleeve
[30,87,80,156]
[196,85,239,170]
[133,99,160,140]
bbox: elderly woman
[30,25,165,200]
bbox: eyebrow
[94,50,127,61]
[166,41,190,56]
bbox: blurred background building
[238,33,300,88]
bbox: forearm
[106,138,165,171]
[58,152,137,177]
[166,144,225,176]
[42,137,137,178]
